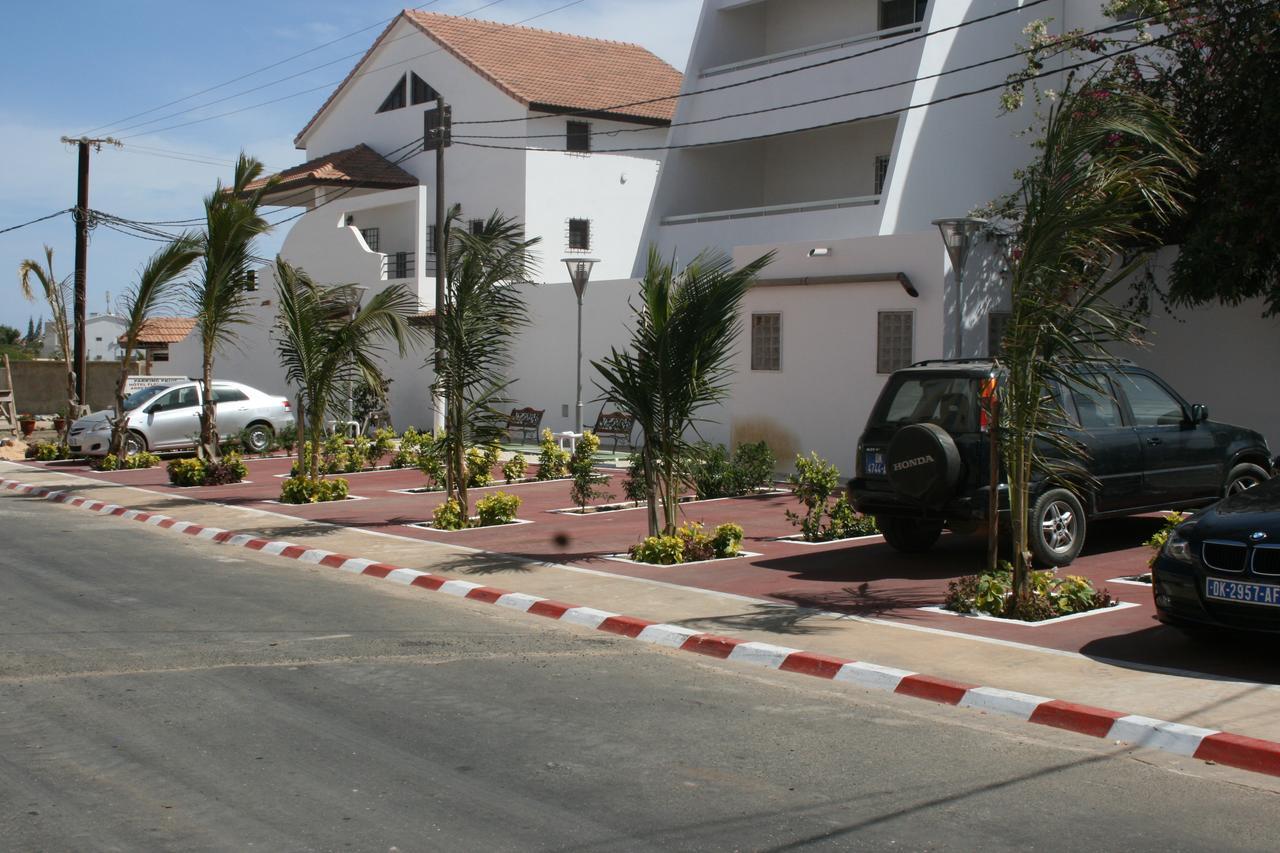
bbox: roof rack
[908,358,994,367]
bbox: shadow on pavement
[1081,623,1280,685]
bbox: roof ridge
[403,9,657,54]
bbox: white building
[41,313,128,362]
[172,10,682,430]
[636,0,1280,469]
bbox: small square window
[469,218,485,236]
[360,228,380,252]
[566,120,591,153]
[427,223,439,254]
[874,154,890,195]
[568,218,591,252]
[877,311,914,374]
[987,310,1011,357]
[751,313,781,371]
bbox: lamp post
[562,257,598,435]
[931,217,986,359]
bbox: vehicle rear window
[872,376,977,432]
[211,387,249,404]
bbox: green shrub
[502,452,527,484]
[1143,511,1188,569]
[622,452,649,504]
[712,522,744,558]
[466,445,494,487]
[945,564,1113,621]
[369,427,396,465]
[689,442,734,499]
[630,535,684,565]
[93,453,120,471]
[277,423,298,454]
[322,434,349,474]
[417,441,445,487]
[28,441,70,461]
[167,457,206,487]
[125,451,162,469]
[731,440,776,493]
[535,428,569,480]
[476,491,521,526]
[826,496,878,539]
[203,453,248,486]
[432,498,469,531]
[785,453,875,541]
[677,522,716,562]
[351,435,373,469]
[569,430,612,510]
[279,476,349,504]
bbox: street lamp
[562,257,599,435]
[931,217,986,358]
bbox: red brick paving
[32,455,1279,684]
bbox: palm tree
[593,247,773,537]
[187,153,279,460]
[997,76,1195,609]
[272,259,425,482]
[18,246,76,438]
[111,236,202,456]
[432,208,538,518]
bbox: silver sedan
[68,381,294,456]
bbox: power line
[118,0,589,142]
[78,1,446,137]
[0,209,72,236]
[452,0,1055,127]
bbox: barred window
[987,311,1011,357]
[469,218,485,236]
[566,120,591,153]
[874,154,890,195]
[568,218,591,252]
[360,228,380,252]
[877,311,914,374]
[751,313,781,371]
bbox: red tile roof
[124,317,197,346]
[295,11,682,147]
[243,143,419,195]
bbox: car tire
[244,423,274,454]
[877,516,944,554]
[1224,462,1269,497]
[1029,488,1086,568]
[124,431,147,456]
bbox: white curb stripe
[196,527,225,540]
[386,568,428,585]
[146,514,170,526]
[560,607,616,629]
[727,641,802,670]
[225,534,255,547]
[169,520,193,533]
[121,509,141,521]
[495,592,544,612]
[296,549,331,564]
[338,558,376,574]
[1107,715,1219,756]
[959,686,1054,720]
[259,541,292,556]
[636,624,702,648]
[439,580,484,597]
[835,661,915,692]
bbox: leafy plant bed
[404,518,532,532]
[920,601,1138,626]
[273,465,395,478]
[603,550,761,566]
[388,476,570,495]
[547,490,786,517]
[941,566,1121,623]
[261,494,368,504]
[170,480,256,489]
[774,531,882,545]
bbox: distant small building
[41,313,129,362]
[122,317,197,373]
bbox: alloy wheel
[1039,500,1078,554]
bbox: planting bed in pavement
[27,455,1279,684]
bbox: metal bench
[591,409,635,452]
[506,406,544,444]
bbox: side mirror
[145,404,160,415]
[1190,403,1209,424]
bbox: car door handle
[1147,437,1163,446]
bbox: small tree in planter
[502,452,527,484]
[568,430,612,512]
[536,428,569,480]
[785,453,876,542]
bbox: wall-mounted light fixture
[807,247,831,257]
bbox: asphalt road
[2,491,1277,852]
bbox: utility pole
[425,100,452,434]
[60,135,119,411]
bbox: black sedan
[1153,476,1280,634]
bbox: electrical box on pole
[424,105,452,150]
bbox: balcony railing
[700,22,922,78]
[660,194,880,226]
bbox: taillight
[282,399,291,411]
[979,377,997,432]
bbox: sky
[0,0,702,334]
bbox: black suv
[848,360,1273,567]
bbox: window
[987,311,1011,357]
[153,385,198,411]
[568,218,591,252]
[376,74,407,113]
[360,227,380,252]
[469,218,485,236]
[246,269,258,292]
[751,313,781,371]
[427,223,438,254]
[1069,380,1124,430]
[1117,373,1185,426]
[211,387,249,404]
[877,311,914,374]
[566,120,591,153]
[879,0,928,30]
[410,72,439,106]
[874,154,890,195]
[94,336,102,342]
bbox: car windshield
[872,375,978,433]
[121,385,171,412]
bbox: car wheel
[1224,462,1269,497]
[877,516,944,554]
[124,431,147,456]
[1029,488,1086,568]
[244,423,274,454]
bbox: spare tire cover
[886,423,961,505]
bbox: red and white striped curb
[5,475,1279,779]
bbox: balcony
[701,21,921,78]
[382,250,439,280]
[661,195,878,226]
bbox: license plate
[1205,577,1280,607]
[864,450,886,476]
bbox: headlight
[1162,531,1195,564]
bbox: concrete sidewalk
[4,460,1278,750]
